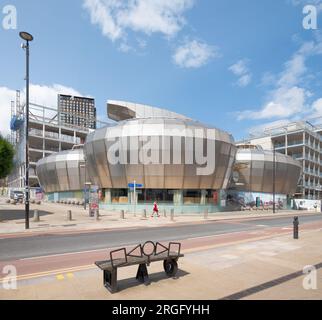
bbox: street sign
[128,183,144,188]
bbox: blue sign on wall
[128,183,144,188]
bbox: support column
[173,190,183,205]
[59,127,61,152]
[129,189,138,204]
[200,190,207,205]
[42,123,45,158]
[219,189,227,209]
[104,189,112,204]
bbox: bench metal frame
[95,241,183,293]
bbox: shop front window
[111,189,128,203]
[183,190,201,204]
[138,189,174,203]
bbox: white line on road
[19,248,108,260]
[186,235,218,240]
[185,230,249,241]
[19,232,247,260]
[16,223,297,261]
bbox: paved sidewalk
[1,228,321,299]
[0,198,317,235]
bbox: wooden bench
[95,241,184,293]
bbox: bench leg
[103,269,117,293]
[136,263,150,285]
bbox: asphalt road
[0,214,321,261]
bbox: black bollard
[293,216,299,239]
[67,210,72,221]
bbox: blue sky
[1,0,322,140]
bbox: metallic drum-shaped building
[230,144,302,194]
[36,148,85,193]
[84,117,236,190]
[36,101,303,212]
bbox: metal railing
[29,128,81,144]
[288,140,304,146]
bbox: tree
[0,135,14,179]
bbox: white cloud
[248,119,291,136]
[229,59,252,87]
[0,84,84,137]
[277,54,306,87]
[237,74,252,87]
[312,98,322,115]
[137,38,147,49]
[0,87,16,138]
[245,96,322,137]
[237,86,307,120]
[237,37,322,121]
[28,84,83,107]
[173,39,219,68]
[118,42,133,53]
[229,59,248,76]
[83,0,123,41]
[83,0,194,42]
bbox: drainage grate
[220,262,322,300]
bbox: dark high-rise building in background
[7,92,106,191]
[58,94,96,129]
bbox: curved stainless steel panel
[231,147,302,194]
[107,100,192,122]
[84,118,237,190]
[36,149,85,192]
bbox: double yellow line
[0,264,95,283]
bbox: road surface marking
[18,230,265,261]
[186,235,218,240]
[185,229,262,241]
[19,248,109,260]
[0,264,95,283]
[56,274,64,280]
[19,232,249,260]
[66,273,74,279]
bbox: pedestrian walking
[151,201,160,218]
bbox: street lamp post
[19,31,33,230]
[84,161,87,210]
[273,142,276,213]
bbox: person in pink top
[151,201,160,218]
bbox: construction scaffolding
[7,91,108,189]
